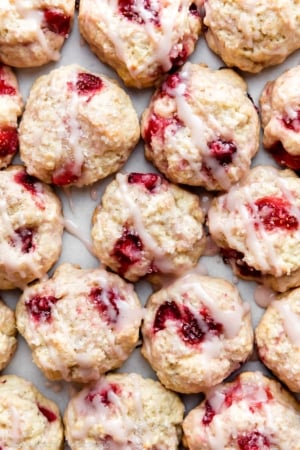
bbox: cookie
[78,0,202,88]
[208,165,300,292]
[0,165,64,289]
[260,65,300,170]
[203,0,300,73]
[141,273,253,394]
[141,63,259,191]
[0,374,63,449]
[64,372,184,449]
[91,172,206,283]
[16,263,142,383]
[19,64,140,187]
[0,64,23,168]
[182,371,300,450]
[0,298,17,371]
[0,0,75,68]
[256,287,300,393]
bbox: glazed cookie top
[141,273,253,393]
[0,165,64,289]
[0,64,23,169]
[182,371,300,450]
[64,372,184,450]
[203,0,300,73]
[0,298,17,371]
[141,63,259,190]
[78,0,202,88]
[91,172,206,282]
[0,0,75,67]
[0,374,63,450]
[19,64,140,187]
[260,65,300,170]
[208,165,300,286]
[16,263,143,383]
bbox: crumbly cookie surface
[19,64,140,187]
[208,165,300,292]
[91,172,206,282]
[0,165,64,289]
[260,65,300,170]
[0,298,17,371]
[64,372,184,450]
[142,273,253,393]
[0,374,63,449]
[182,371,300,450]
[79,0,202,88]
[0,64,23,168]
[16,263,142,383]
[256,287,300,393]
[141,63,259,190]
[203,0,300,73]
[0,0,75,68]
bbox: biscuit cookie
[141,63,259,190]
[91,172,206,283]
[0,64,23,168]
[16,263,142,383]
[141,273,253,394]
[0,165,64,289]
[208,165,300,292]
[260,65,300,170]
[0,298,17,371]
[182,371,300,450]
[0,374,63,449]
[0,0,75,68]
[78,0,202,88]
[203,0,300,73]
[256,287,300,393]
[19,64,140,187]
[64,372,184,450]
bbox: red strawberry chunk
[254,196,298,231]
[268,141,300,170]
[88,287,121,324]
[237,431,270,450]
[208,138,237,166]
[0,79,16,96]
[38,405,57,422]
[25,295,59,323]
[44,9,71,37]
[118,0,160,25]
[128,172,162,192]
[86,383,121,406]
[112,227,143,275]
[0,126,18,157]
[13,227,35,253]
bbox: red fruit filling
[143,112,182,145]
[0,126,18,157]
[221,248,261,278]
[254,196,298,231]
[128,172,162,192]
[0,79,16,96]
[153,301,223,345]
[118,0,160,25]
[112,227,143,275]
[38,405,57,422]
[86,383,121,406]
[73,72,103,97]
[268,141,300,170]
[162,72,183,91]
[237,431,270,450]
[43,9,71,37]
[25,295,59,323]
[282,110,300,133]
[88,287,121,324]
[14,170,38,196]
[13,227,35,253]
[52,162,81,185]
[208,138,237,166]
[169,44,189,70]
[189,3,200,16]
[202,401,216,426]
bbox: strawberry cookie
[203,0,300,73]
[16,263,142,383]
[0,0,75,67]
[0,298,17,371]
[0,64,23,168]
[182,371,300,450]
[19,64,140,187]
[141,63,259,191]
[91,172,206,283]
[256,287,300,393]
[64,372,184,450]
[78,0,202,88]
[260,65,300,171]
[208,165,300,292]
[141,273,253,394]
[0,165,63,290]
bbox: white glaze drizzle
[254,285,276,308]
[272,300,300,346]
[64,218,96,256]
